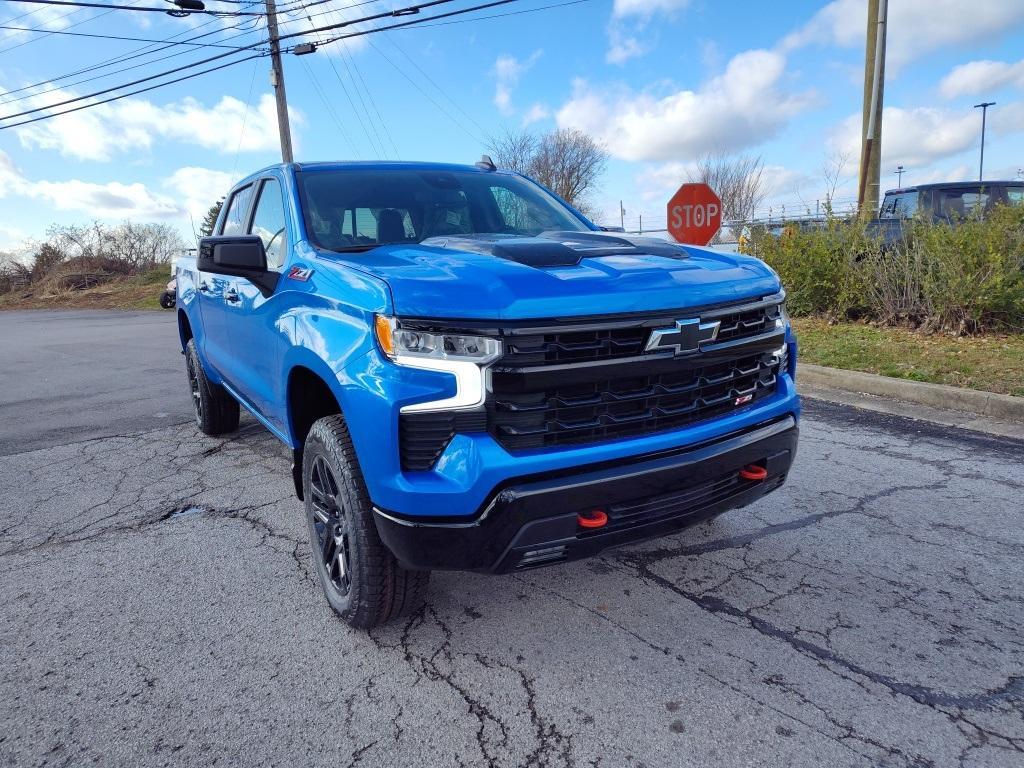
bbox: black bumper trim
[372,415,798,573]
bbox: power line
[0,22,264,46]
[382,33,487,138]
[368,37,482,144]
[396,0,590,30]
[0,15,264,104]
[295,1,384,158]
[0,44,262,120]
[0,52,264,129]
[306,0,518,47]
[0,0,123,54]
[0,0,532,130]
[0,0,263,14]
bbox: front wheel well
[287,366,342,499]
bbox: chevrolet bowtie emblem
[645,318,721,356]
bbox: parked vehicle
[869,180,1024,245]
[159,278,176,309]
[176,160,799,628]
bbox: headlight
[774,300,790,331]
[375,315,501,413]
[375,315,501,364]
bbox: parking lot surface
[1,311,1022,767]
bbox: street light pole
[973,101,995,182]
[896,165,904,186]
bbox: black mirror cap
[197,235,280,298]
[198,235,266,271]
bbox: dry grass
[0,266,171,311]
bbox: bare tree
[488,130,538,176]
[820,150,851,215]
[688,154,766,238]
[488,128,608,216]
[47,221,184,270]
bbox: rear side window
[1007,187,1024,206]
[220,184,254,236]
[249,179,288,270]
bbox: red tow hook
[739,464,768,481]
[577,509,609,529]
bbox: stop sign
[667,183,722,245]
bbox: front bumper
[373,415,797,573]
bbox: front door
[222,177,290,430]
[198,183,255,380]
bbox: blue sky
[1,0,1023,250]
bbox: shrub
[755,205,1024,333]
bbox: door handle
[199,281,213,294]
[225,289,240,303]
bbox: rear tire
[185,339,239,436]
[303,415,430,628]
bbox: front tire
[159,291,175,309]
[303,415,429,628]
[185,339,240,436]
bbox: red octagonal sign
[667,183,722,246]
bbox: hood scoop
[420,231,690,268]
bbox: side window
[220,184,254,236]
[249,179,288,270]
[1008,188,1024,206]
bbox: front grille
[488,351,780,451]
[487,294,786,452]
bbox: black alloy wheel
[308,455,352,598]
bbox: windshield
[297,167,591,252]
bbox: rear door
[198,183,254,378]
[222,176,290,427]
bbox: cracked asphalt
[2,311,1023,767]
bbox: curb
[798,364,1024,423]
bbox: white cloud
[0,150,241,228]
[783,0,1024,72]
[606,32,646,65]
[940,59,1024,99]
[556,50,817,162]
[30,179,181,219]
[164,167,241,222]
[492,50,542,115]
[521,103,550,127]
[7,86,295,161]
[827,102,1024,169]
[606,0,690,64]
[612,0,689,19]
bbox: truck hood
[318,231,780,320]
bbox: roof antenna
[475,154,496,171]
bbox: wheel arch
[285,362,345,499]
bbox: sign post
[667,183,722,246]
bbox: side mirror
[197,236,279,297]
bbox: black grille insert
[399,410,487,471]
[488,352,781,451]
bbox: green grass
[793,318,1024,397]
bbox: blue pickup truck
[176,160,799,628]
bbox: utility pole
[619,200,625,230]
[896,165,904,186]
[974,102,995,181]
[265,0,294,163]
[857,0,887,217]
